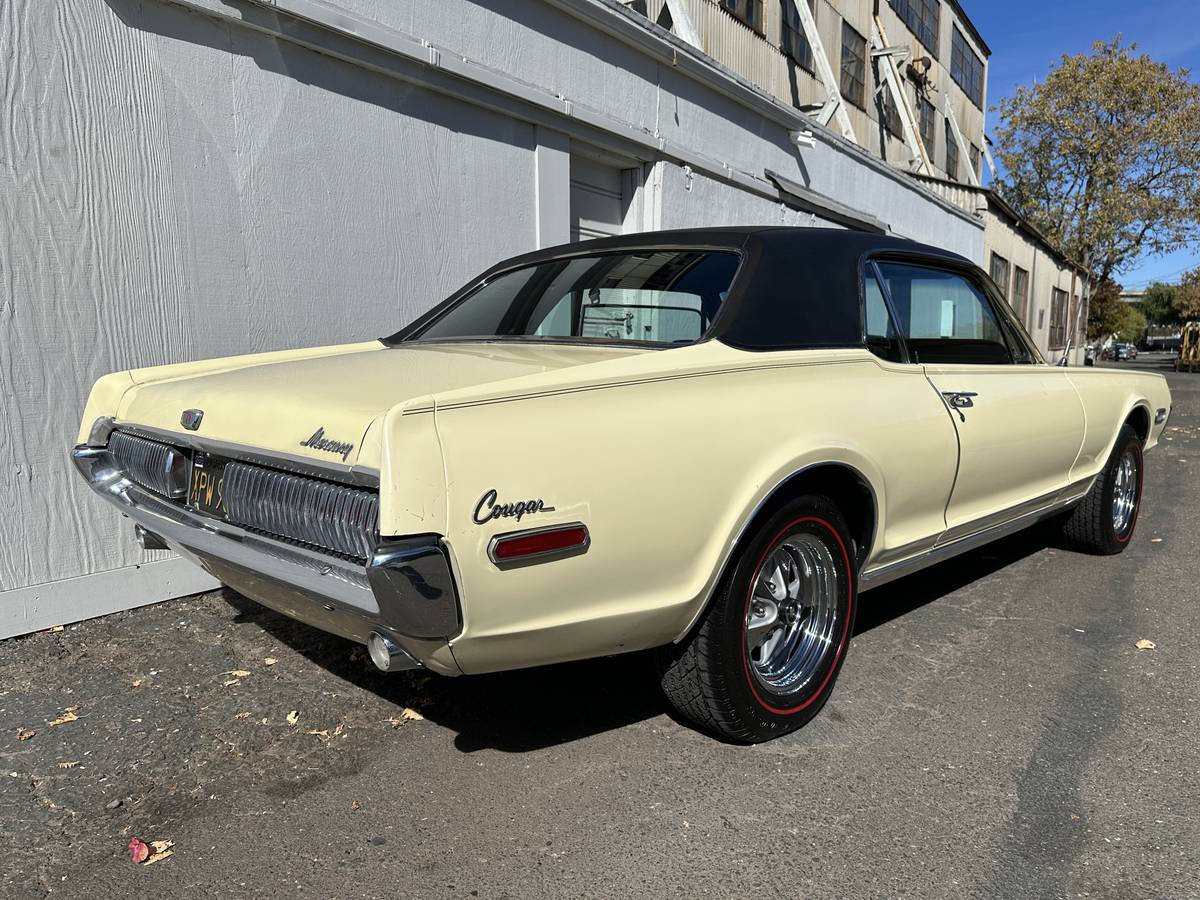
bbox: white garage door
[570,156,625,241]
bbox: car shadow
[854,524,1055,636]
[221,524,1057,752]
[222,589,663,753]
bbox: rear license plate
[188,453,229,520]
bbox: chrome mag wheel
[745,532,840,697]
[1112,449,1140,536]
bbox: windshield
[408,250,740,346]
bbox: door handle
[941,391,978,422]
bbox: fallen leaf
[306,723,346,741]
[1135,639,1157,651]
[128,837,150,865]
[351,800,362,811]
[16,729,35,741]
[234,712,251,720]
[57,761,79,769]
[264,658,277,667]
[222,679,241,688]
[131,679,144,688]
[222,670,251,678]
[145,840,175,866]
[386,707,424,728]
[286,710,299,726]
[48,707,79,727]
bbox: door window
[863,269,904,362]
[875,261,1013,365]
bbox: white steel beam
[789,0,856,144]
[664,0,702,49]
[870,16,930,174]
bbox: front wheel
[1059,423,1143,555]
[657,495,857,743]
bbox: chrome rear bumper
[71,444,462,674]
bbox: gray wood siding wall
[1,0,535,593]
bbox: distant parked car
[1115,343,1138,361]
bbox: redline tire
[1059,424,1143,555]
[657,495,857,743]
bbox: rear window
[409,250,740,346]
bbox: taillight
[488,523,590,568]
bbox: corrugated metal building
[1,0,983,635]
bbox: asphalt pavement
[2,353,1197,899]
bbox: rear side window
[875,261,1013,365]
[410,250,739,346]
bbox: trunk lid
[117,341,647,466]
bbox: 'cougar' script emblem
[299,427,355,461]
[473,488,555,525]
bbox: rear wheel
[657,495,857,743]
[1059,423,1143,555]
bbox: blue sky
[965,0,1200,288]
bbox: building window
[990,253,1010,300]
[1049,288,1068,349]
[719,0,764,34]
[840,22,867,109]
[1012,266,1030,320]
[781,0,815,72]
[950,25,984,107]
[888,0,939,56]
[969,143,981,179]
[918,95,936,150]
[945,118,958,180]
[881,89,904,139]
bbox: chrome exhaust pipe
[367,631,421,673]
[135,524,169,551]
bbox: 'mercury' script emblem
[473,488,555,525]
[299,427,355,461]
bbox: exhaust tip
[368,631,404,672]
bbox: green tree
[1176,267,1200,320]
[1086,277,1123,339]
[1114,304,1147,343]
[1088,277,1148,342]
[1137,281,1178,325]
[995,39,1200,283]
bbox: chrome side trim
[486,522,591,570]
[859,492,1085,591]
[112,421,380,487]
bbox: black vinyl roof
[387,227,982,352]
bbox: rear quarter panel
[425,345,958,674]
[1066,368,1172,485]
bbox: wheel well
[738,465,876,569]
[1126,406,1150,446]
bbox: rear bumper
[71,444,462,675]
